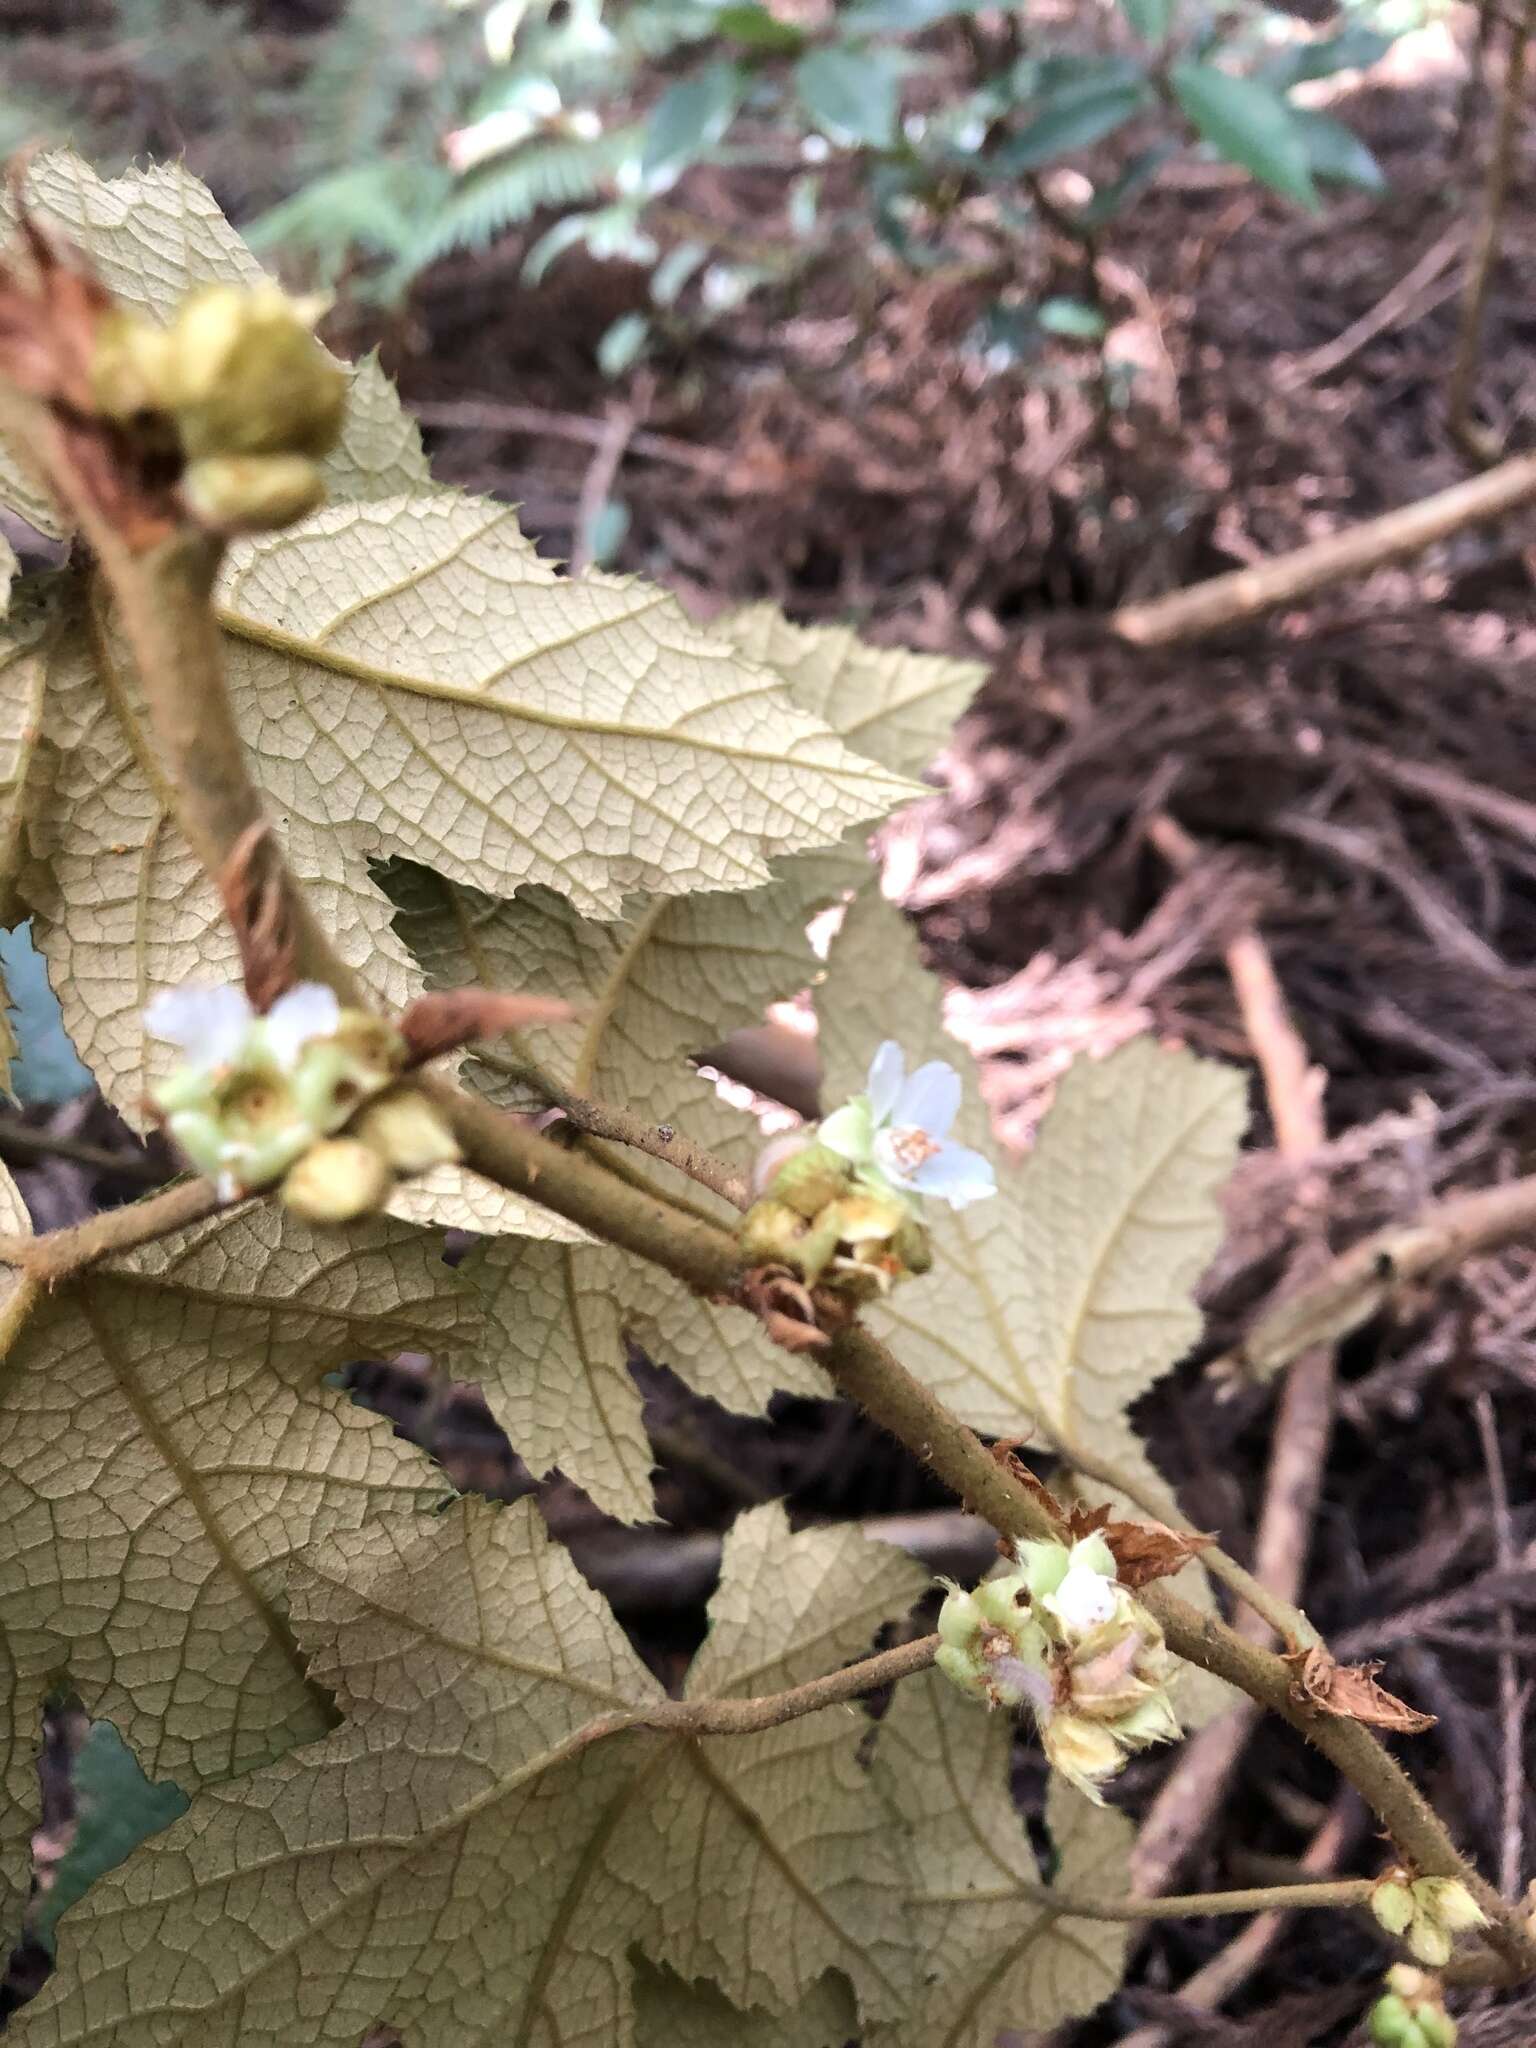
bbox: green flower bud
[971,1573,1031,1631]
[1371,1877,1417,1939]
[756,1139,855,1219]
[353,1090,461,1174]
[1412,1879,1486,1937]
[1405,1919,1453,1970]
[1385,1966,1430,2000]
[181,453,326,533]
[281,1137,392,1226]
[1015,1538,1072,1604]
[90,310,179,423]
[164,283,345,459]
[1418,2010,1456,2048]
[934,1575,1052,1712]
[1368,1995,1415,2048]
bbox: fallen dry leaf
[1285,1644,1437,1733]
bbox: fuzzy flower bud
[1371,1876,1416,1939]
[1372,1874,1488,1968]
[180,452,327,533]
[352,1090,461,1174]
[161,283,345,459]
[280,1137,392,1225]
[934,1572,1052,1712]
[739,1138,929,1292]
[1370,1967,1456,2048]
[89,283,344,510]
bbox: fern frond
[408,125,644,267]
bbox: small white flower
[1044,1560,1120,1637]
[144,982,253,1072]
[262,982,341,1069]
[820,1041,997,1210]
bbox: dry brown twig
[1111,452,1536,646]
[1474,1391,1527,1900]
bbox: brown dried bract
[216,822,296,1013]
[1070,1509,1216,1589]
[1285,1644,1437,1733]
[0,163,180,548]
[740,1264,829,1354]
[398,989,575,1067]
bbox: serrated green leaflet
[24,1503,925,2045]
[0,154,434,545]
[0,1182,466,1950]
[870,1674,1133,2046]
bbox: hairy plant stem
[0,1175,226,1284]
[40,415,1536,1979]
[543,1086,749,1208]
[1009,1877,1374,1923]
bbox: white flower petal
[143,983,252,1069]
[910,1142,997,1209]
[1046,1562,1119,1636]
[264,982,341,1069]
[894,1059,962,1141]
[865,1041,906,1124]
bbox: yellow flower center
[887,1125,941,1174]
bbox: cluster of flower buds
[741,1043,996,1296]
[1369,1871,1487,1969]
[91,281,345,531]
[147,981,457,1221]
[936,1533,1181,1803]
[1368,1965,1457,2048]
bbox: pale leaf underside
[215,492,916,921]
[25,1504,926,2047]
[871,1673,1133,2048]
[725,603,984,782]
[0,1186,468,1950]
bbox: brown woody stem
[0,1176,226,1284]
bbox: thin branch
[634,1632,937,1736]
[408,397,731,479]
[1135,816,1332,1899]
[1010,1875,1373,1925]
[1474,1390,1526,1899]
[1113,1792,1363,2048]
[1448,0,1536,466]
[548,1090,749,1209]
[1220,1170,1536,1383]
[570,397,638,576]
[1111,451,1536,646]
[1275,225,1465,393]
[0,1176,226,1285]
